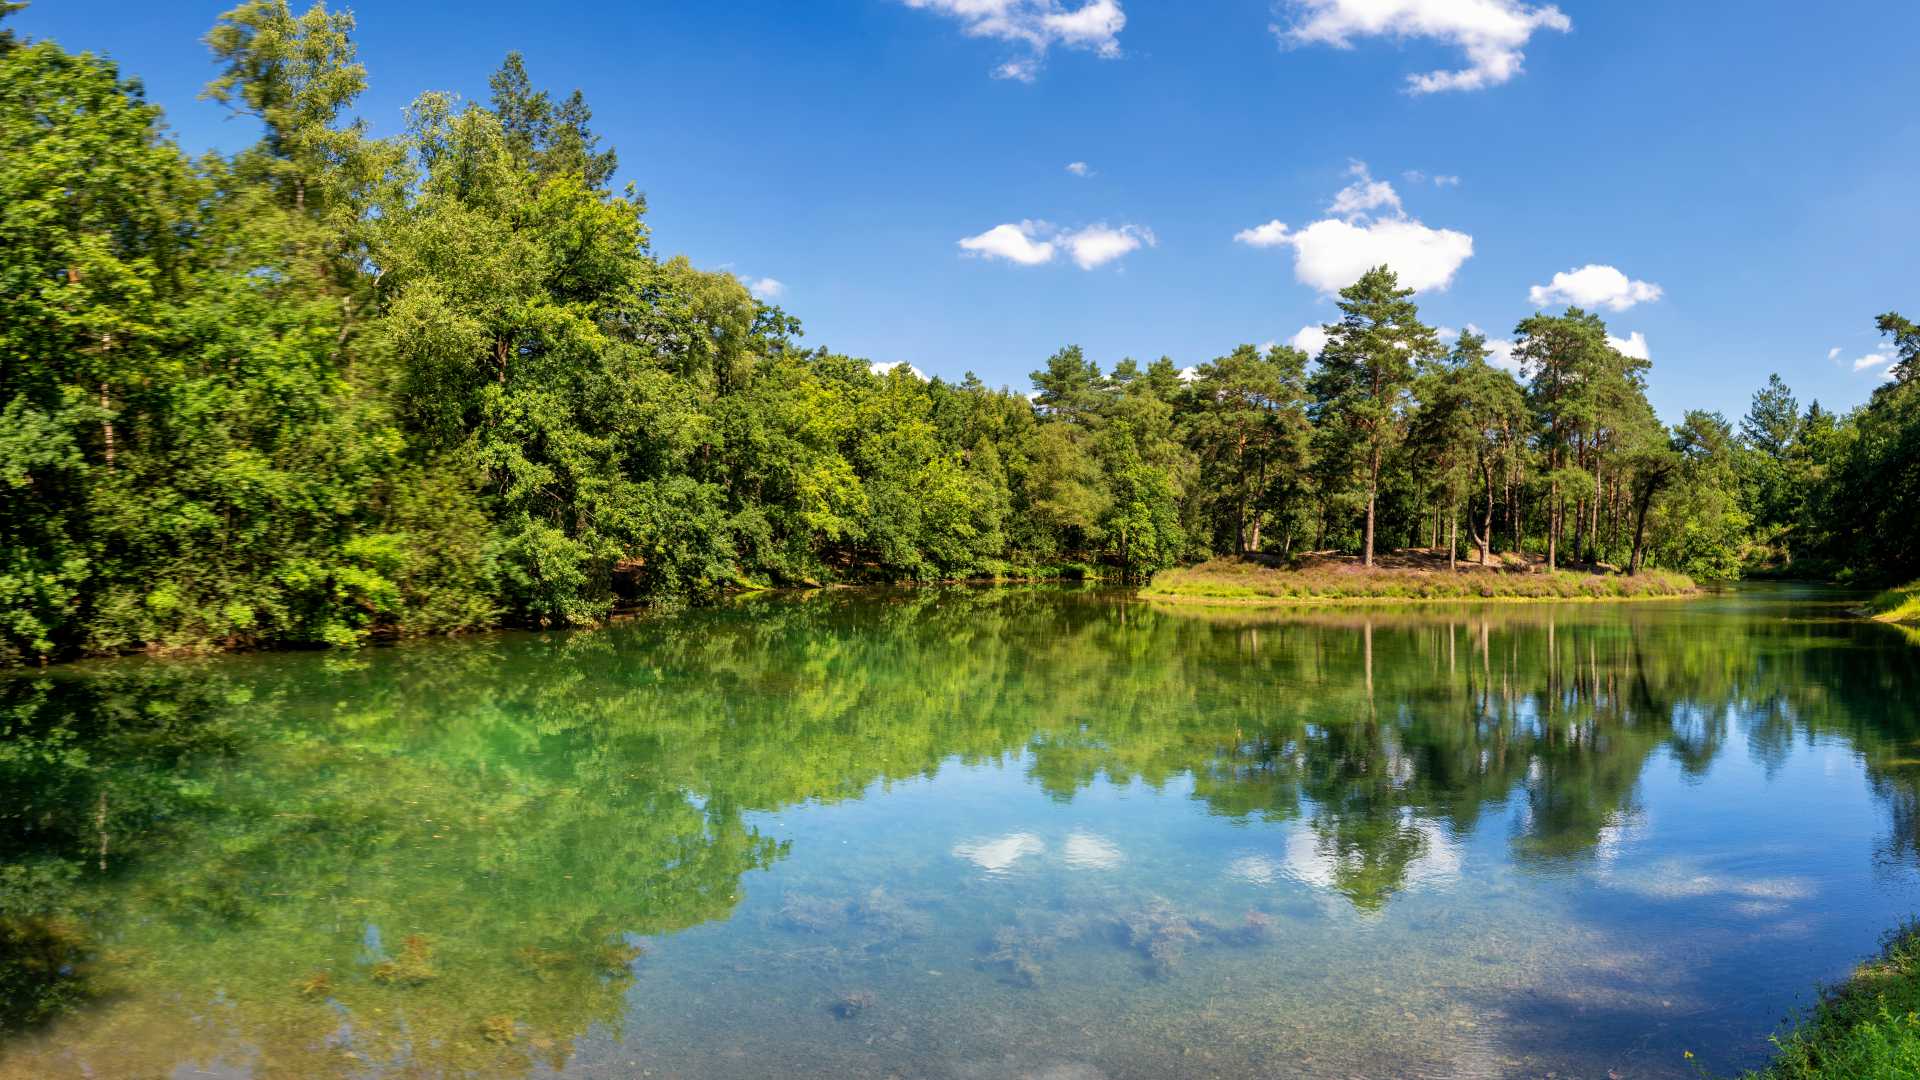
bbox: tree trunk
[1589,465,1603,563]
[1363,444,1379,567]
[1547,489,1560,570]
[99,382,114,468]
[1629,490,1654,575]
[1478,462,1494,565]
[1447,500,1458,571]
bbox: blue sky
[15,0,1920,420]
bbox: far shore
[1142,550,1701,606]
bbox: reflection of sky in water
[6,587,1920,1080]
[952,832,1046,874]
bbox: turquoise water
[2,585,1917,1078]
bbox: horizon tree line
[1,0,1915,663]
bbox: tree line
[2,1,1916,663]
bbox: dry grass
[1141,550,1697,605]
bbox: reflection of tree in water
[1,588,1917,1074]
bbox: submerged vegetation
[0,591,1917,1076]
[3,1,1916,664]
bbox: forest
[3,1,1918,664]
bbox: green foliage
[1745,923,1920,1079]
[1869,582,1920,625]
[3,6,1915,662]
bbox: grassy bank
[1142,552,1698,605]
[1741,923,1920,1078]
[1868,581,1920,625]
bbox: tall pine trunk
[1363,442,1380,567]
[1447,499,1458,571]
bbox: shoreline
[1141,589,1704,609]
[1141,556,1701,608]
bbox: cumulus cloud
[1827,346,1843,362]
[901,0,1126,81]
[743,276,785,300]
[1062,222,1154,268]
[1528,264,1664,311]
[1854,352,1893,373]
[1275,0,1572,94]
[871,360,929,380]
[1237,217,1473,293]
[1289,324,1331,357]
[1608,330,1650,361]
[1066,160,1094,177]
[1328,161,1403,218]
[1237,162,1472,293]
[1467,324,1522,373]
[959,220,1057,265]
[959,219,1152,269]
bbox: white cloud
[1468,323,1523,373]
[1328,161,1403,218]
[1854,352,1893,373]
[901,0,1125,81]
[1827,346,1843,362]
[1234,220,1294,247]
[1528,264,1664,312]
[1437,325,1460,342]
[1275,0,1572,94]
[1065,160,1094,177]
[959,220,1057,265]
[1237,216,1473,293]
[1238,162,1472,293]
[959,219,1153,269]
[1608,330,1650,361]
[1062,222,1154,269]
[871,360,929,380]
[1289,324,1331,357]
[1433,174,1461,187]
[744,276,785,300]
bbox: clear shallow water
[2,586,1918,1079]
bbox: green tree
[1308,266,1438,566]
[1184,344,1312,554]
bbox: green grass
[1141,557,1697,605]
[1740,922,1920,1079]
[1868,581,1920,625]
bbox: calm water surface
[3,586,1919,1079]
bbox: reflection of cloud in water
[1254,819,1463,893]
[1406,821,1463,887]
[1600,859,1815,913]
[952,832,1044,874]
[1227,853,1280,885]
[1062,831,1122,870]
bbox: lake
[3,585,1917,1079]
